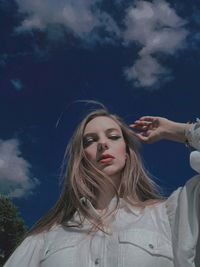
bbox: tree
[0,195,28,266]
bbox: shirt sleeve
[165,119,200,267]
[185,118,200,173]
[3,234,45,267]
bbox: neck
[95,173,122,210]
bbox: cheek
[116,143,126,157]
[84,147,96,160]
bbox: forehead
[84,116,121,134]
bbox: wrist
[164,121,193,143]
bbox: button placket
[90,233,104,266]
[95,258,100,265]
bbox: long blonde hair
[27,108,165,236]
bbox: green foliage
[0,195,28,266]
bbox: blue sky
[0,0,200,227]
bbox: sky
[0,0,200,228]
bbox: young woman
[4,109,200,267]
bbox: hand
[129,116,170,144]
[129,116,193,144]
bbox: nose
[97,141,108,152]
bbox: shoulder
[144,198,166,206]
[142,199,167,213]
[4,232,46,266]
[18,232,46,248]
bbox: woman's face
[83,116,127,178]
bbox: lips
[98,154,115,162]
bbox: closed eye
[83,135,121,147]
[109,135,121,140]
[83,137,95,147]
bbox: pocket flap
[118,229,173,260]
[41,236,80,260]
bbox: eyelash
[109,135,121,140]
[84,135,121,146]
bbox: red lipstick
[98,154,115,163]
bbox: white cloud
[13,0,189,88]
[124,55,171,87]
[0,139,39,198]
[15,0,120,40]
[11,79,23,91]
[123,0,188,88]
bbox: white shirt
[4,119,200,267]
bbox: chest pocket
[118,229,173,267]
[40,236,81,267]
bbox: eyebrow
[83,128,121,138]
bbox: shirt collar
[79,196,141,218]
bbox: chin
[101,166,124,177]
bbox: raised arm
[130,116,200,173]
[129,116,193,144]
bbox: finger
[129,124,147,131]
[129,121,152,130]
[134,132,150,142]
[133,120,153,125]
[130,120,152,126]
[138,116,156,122]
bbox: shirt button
[95,258,100,265]
[148,244,154,249]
